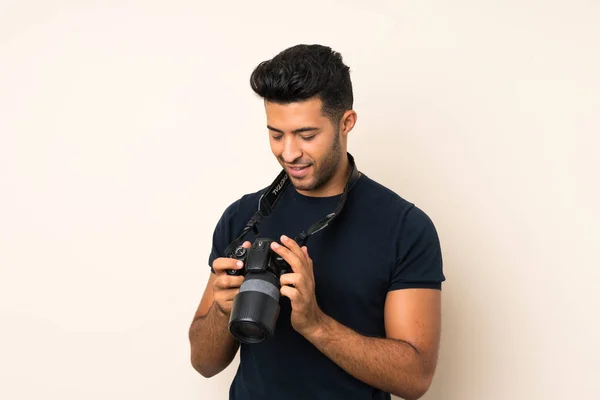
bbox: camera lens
[228,272,281,344]
[229,321,268,343]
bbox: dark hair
[250,44,353,125]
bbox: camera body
[227,238,292,277]
[227,238,292,344]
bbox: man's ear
[340,110,358,137]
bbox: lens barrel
[228,272,281,344]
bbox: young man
[188,44,446,400]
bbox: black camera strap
[224,153,360,257]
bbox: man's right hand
[189,241,253,377]
[211,241,252,316]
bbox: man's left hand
[271,235,324,337]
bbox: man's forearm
[188,302,239,378]
[304,313,432,400]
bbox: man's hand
[271,235,325,337]
[211,241,251,316]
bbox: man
[188,44,446,400]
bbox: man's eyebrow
[267,125,319,134]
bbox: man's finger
[270,240,302,272]
[279,272,303,289]
[213,275,244,290]
[213,258,244,275]
[280,235,305,260]
[280,285,300,302]
[301,246,313,271]
[301,246,310,261]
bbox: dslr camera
[226,238,293,344]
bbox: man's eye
[271,135,283,141]
[301,135,316,141]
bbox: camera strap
[224,152,360,256]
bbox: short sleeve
[389,205,446,291]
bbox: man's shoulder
[353,173,438,234]
[354,173,415,213]
[217,186,269,223]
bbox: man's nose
[281,137,302,163]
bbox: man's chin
[289,176,316,191]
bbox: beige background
[1,1,598,399]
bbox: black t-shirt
[208,169,445,400]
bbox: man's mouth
[287,164,311,178]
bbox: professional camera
[226,238,293,344]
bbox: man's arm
[188,272,240,378]
[272,236,441,400]
[304,288,441,400]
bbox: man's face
[265,97,344,196]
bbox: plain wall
[1,1,598,399]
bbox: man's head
[250,44,357,196]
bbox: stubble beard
[293,131,343,193]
